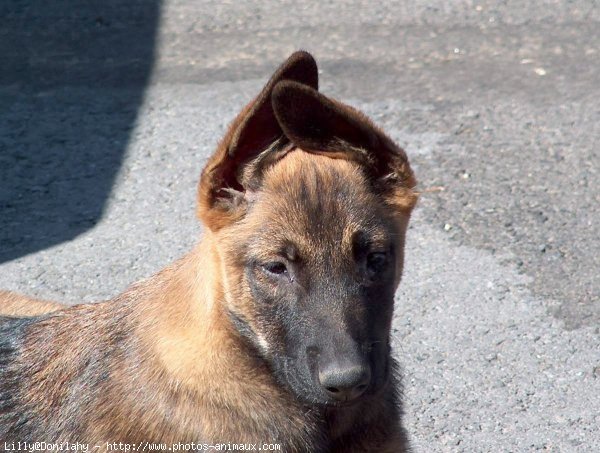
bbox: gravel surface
[1,1,599,451]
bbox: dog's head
[197,51,417,407]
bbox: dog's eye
[262,261,288,276]
[366,252,388,274]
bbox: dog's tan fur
[0,52,416,452]
[0,290,62,316]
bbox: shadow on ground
[0,0,161,263]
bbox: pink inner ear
[227,51,319,162]
[198,52,321,230]
[218,52,319,195]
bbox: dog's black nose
[318,362,371,402]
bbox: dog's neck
[142,234,254,389]
[125,234,327,446]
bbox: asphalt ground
[1,1,599,451]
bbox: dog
[0,51,417,452]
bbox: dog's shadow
[0,1,161,263]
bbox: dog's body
[0,291,61,317]
[0,52,417,452]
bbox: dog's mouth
[318,394,369,408]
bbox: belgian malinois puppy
[0,51,417,452]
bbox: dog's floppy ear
[198,51,318,231]
[272,80,417,212]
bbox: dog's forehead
[244,150,388,254]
